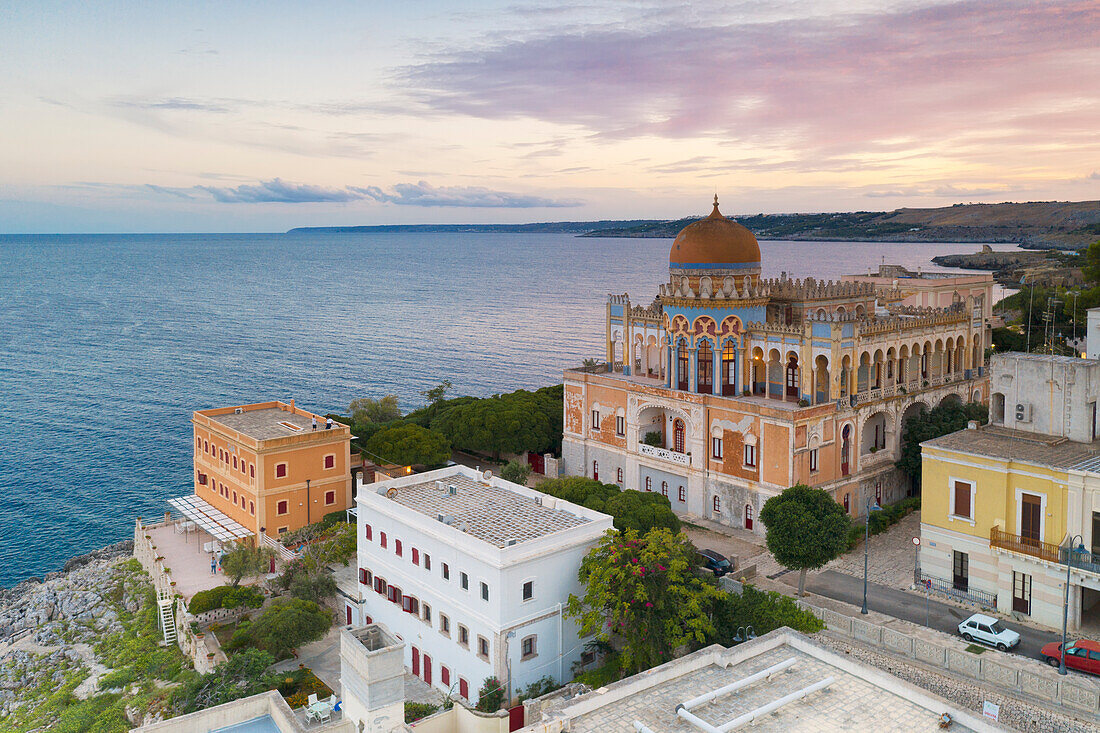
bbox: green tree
[428,387,562,458]
[897,401,988,478]
[228,598,331,659]
[1083,239,1100,285]
[566,528,722,675]
[364,423,451,467]
[759,485,850,597]
[276,562,338,603]
[172,648,275,713]
[349,395,402,425]
[420,380,453,404]
[219,543,276,586]
[500,459,532,485]
[536,477,681,533]
[475,677,505,712]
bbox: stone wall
[794,597,1100,721]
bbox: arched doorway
[841,425,851,476]
[785,355,799,400]
[677,345,689,391]
[991,392,1005,423]
[698,340,713,394]
[673,419,686,453]
[722,342,737,395]
[744,504,754,530]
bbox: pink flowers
[657,565,666,571]
[645,602,654,607]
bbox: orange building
[562,198,992,531]
[191,400,352,539]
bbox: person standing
[210,554,217,575]
[312,416,318,431]
[326,417,333,430]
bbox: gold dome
[669,196,761,269]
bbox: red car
[1040,639,1100,675]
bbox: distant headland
[289,199,1100,250]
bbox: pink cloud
[399,0,1100,161]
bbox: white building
[352,465,614,703]
[1088,306,1100,360]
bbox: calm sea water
[0,232,1018,586]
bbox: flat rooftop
[550,634,985,733]
[924,424,1100,471]
[205,407,326,441]
[383,473,591,548]
[995,351,1099,366]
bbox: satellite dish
[483,470,493,481]
[386,487,398,499]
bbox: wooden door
[508,705,525,731]
[346,605,353,625]
[953,551,968,592]
[744,504,753,531]
[673,419,685,453]
[1012,572,1031,615]
[1021,494,1042,544]
[785,358,799,398]
[422,654,432,685]
[411,647,420,677]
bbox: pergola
[168,495,254,544]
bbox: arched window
[661,481,668,495]
[616,467,623,485]
[843,493,850,513]
[712,496,721,513]
[785,355,799,399]
[722,342,736,395]
[592,461,598,481]
[841,425,851,476]
[697,340,713,394]
[645,476,652,491]
[678,485,686,502]
[677,344,689,391]
[744,504,754,530]
[673,419,685,453]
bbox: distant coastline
[289,199,1100,250]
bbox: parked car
[1040,639,1100,675]
[957,613,1020,651]
[699,549,732,576]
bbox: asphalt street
[783,569,1063,662]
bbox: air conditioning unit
[1015,403,1032,422]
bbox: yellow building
[190,400,353,540]
[920,353,1100,631]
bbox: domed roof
[670,196,761,269]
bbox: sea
[0,232,1020,587]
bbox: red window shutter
[441,666,450,686]
[359,568,367,585]
[380,532,387,548]
[412,548,419,566]
[365,524,373,541]
[459,679,469,699]
[395,539,403,557]
[955,482,971,518]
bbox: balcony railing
[638,443,691,466]
[990,527,1062,564]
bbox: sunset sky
[2,0,1098,232]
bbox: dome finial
[709,192,722,219]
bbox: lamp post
[1060,534,1088,675]
[861,499,883,614]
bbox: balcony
[638,443,691,467]
[990,527,1100,574]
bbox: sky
[1,0,1098,232]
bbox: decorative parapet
[638,442,691,466]
[744,321,805,336]
[759,275,877,301]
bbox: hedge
[188,585,265,615]
[846,497,920,550]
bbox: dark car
[1040,639,1100,675]
[699,549,732,576]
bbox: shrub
[97,667,137,690]
[709,584,823,644]
[475,677,505,712]
[188,586,230,614]
[517,676,561,703]
[500,459,532,485]
[642,431,663,447]
[405,702,440,722]
[846,497,920,550]
[222,586,264,610]
[226,598,331,660]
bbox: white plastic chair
[307,693,318,707]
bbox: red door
[674,419,685,453]
[508,705,525,731]
[423,654,432,685]
[411,647,420,676]
[527,452,545,475]
[346,605,352,625]
[744,504,753,531]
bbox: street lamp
[861,499,884,614]
[1060,534,1089,675]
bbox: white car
[958,613,1021,651]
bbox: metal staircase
[158,591,177,644]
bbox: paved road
[783,569,1062,662]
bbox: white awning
[168,495,254,543]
